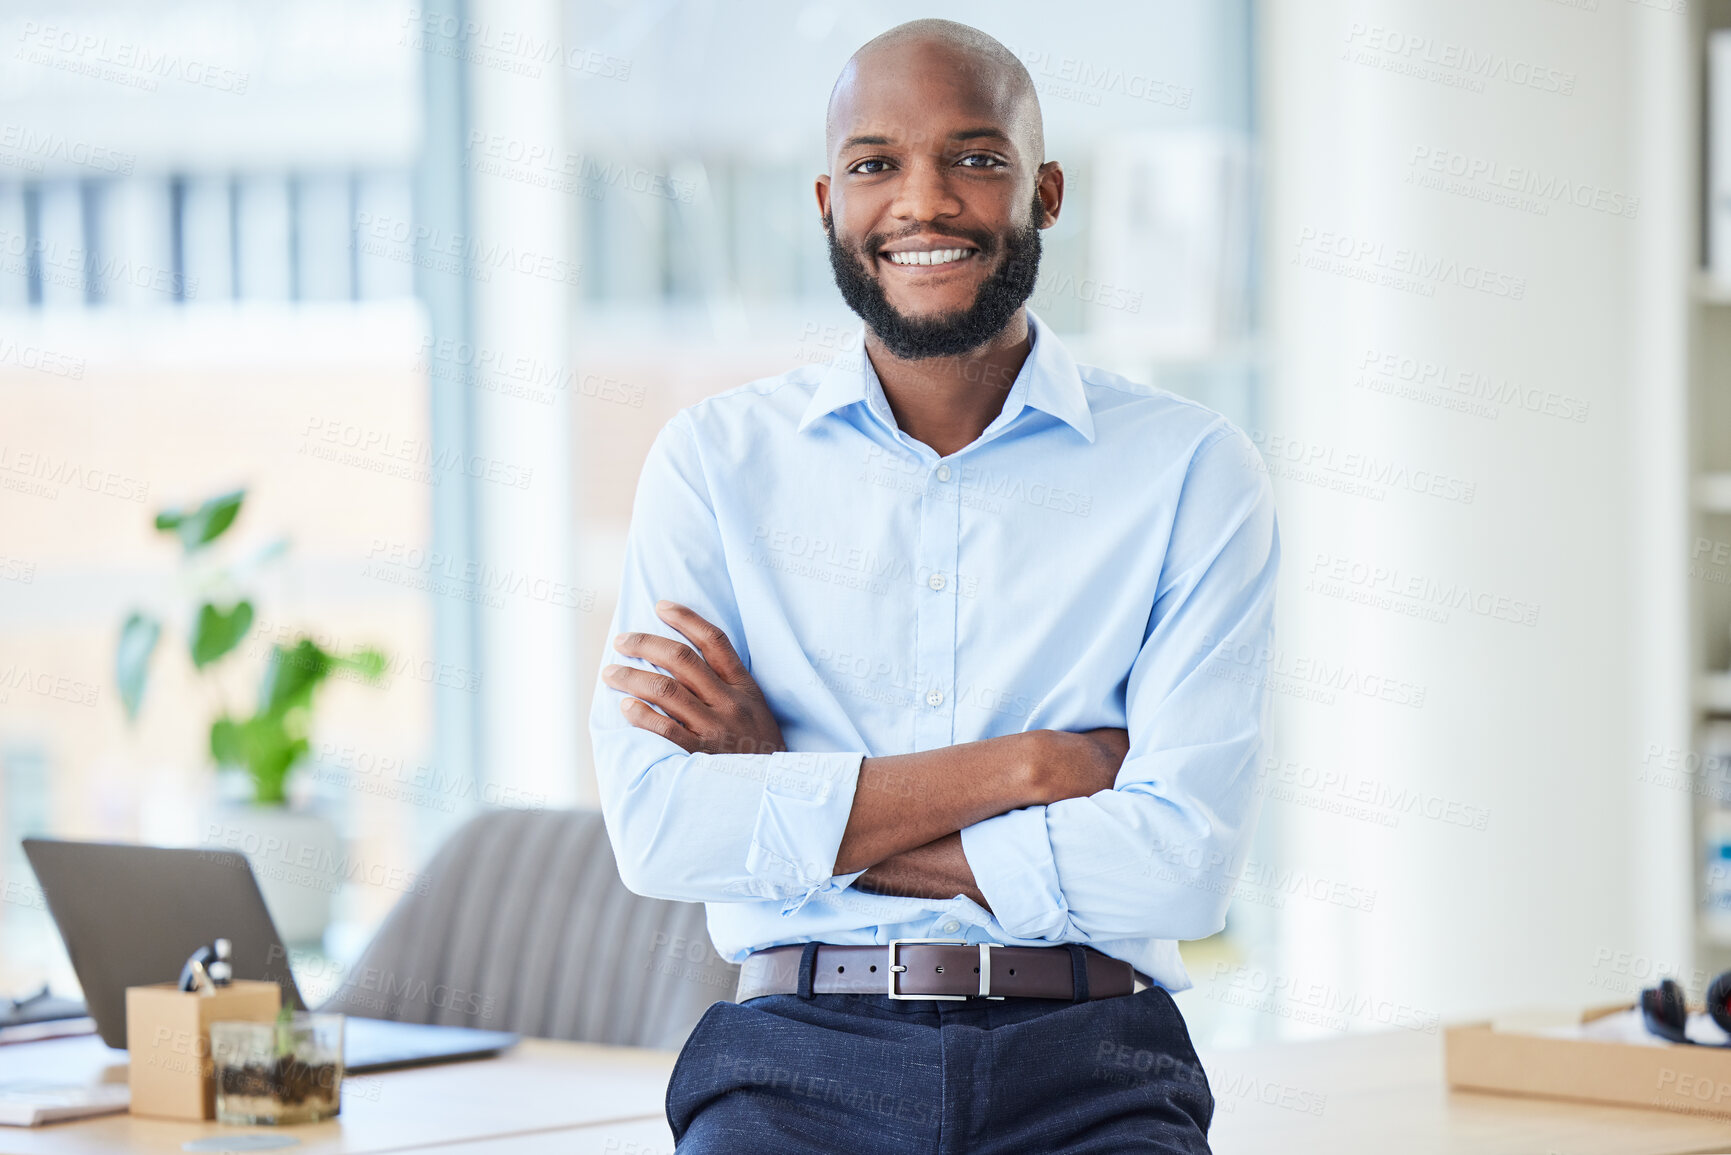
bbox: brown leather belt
[735,941,1144,1003]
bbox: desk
[0,1034,675,1154]
[1200,1029,1731,1154]
[8,1028,1731,1153]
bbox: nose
[887,156,963,225]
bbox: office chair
[319,808,739,1049]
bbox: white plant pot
[199,803,343,948]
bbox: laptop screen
[22,838,305,1049]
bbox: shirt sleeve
[958,423,1279,943]
[589,411,867,911]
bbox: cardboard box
[125,980,281,1121]
[1446,1002,1731,1119]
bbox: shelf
[1699,673,1731,714]
[1703,913,1731,948]
[1697,474,1731,514]
[1696,272,1731,304]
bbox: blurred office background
[0,0,1705,1049]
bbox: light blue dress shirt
[589,308,1278,993]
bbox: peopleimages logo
[1354,347,1591,424]
[1406,145,1639,220]
[1002,42,1193,109]
[1245,429,1477,506]
[1306,550,1541,628]
[1196,633,1428,709]
[0,123,135,175]
[1341,22,1576,96]
[1257,755,1492,832]
[203,823,431,897]
[299,418,534,490]
[0,446,150,503]
[15,21,250,94]
[1292,228,1526,301]
[0,337,86,379]
[401,8,632,81]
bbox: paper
[0,1079,130,1127]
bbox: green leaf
[258,639,331,717]
[210,712,306,806]
[248,731,305,805]
[116,612,161,720]
[155,489,245,552]
[275,1004,295,1057]
[332,647,387,683]
[209,715,246,766]
[209,634,387,807]
[190,600,254,669]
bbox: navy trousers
[665,966,1214,1153]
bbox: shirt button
[941,921,961,934]
[936,464,952,482]
[927,572,947,591]
[926,688,944,707]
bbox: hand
[603,601,787,756]
[1027,727,1131,804]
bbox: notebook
[0,1079,129,1127]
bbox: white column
[295,172,355,302]
[180,176,234,305]
[108,176,177,309]
[236,174,293,301]
[1627,2,1694,983]
[466,0,582,808]
[1260,0,1663,1025]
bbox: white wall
[1258,0,1690,1028]
[468,0,583,808]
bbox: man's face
[818,42,1057,360]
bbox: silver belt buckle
[977,942,1004,999]
[886,938,969,1000]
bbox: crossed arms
[602,600,1135,911]
[588,417,1279,945]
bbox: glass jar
[209,1013,344,1125]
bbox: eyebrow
[839,126,1014,152]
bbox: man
[589,18,1277,1154]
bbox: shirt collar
[796,308,1096,444]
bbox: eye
[957,154,1005,169]
[850,158,891,175]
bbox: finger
[612,630,727,704]
[655,601,752,686]
[619,697,699,753]
[603,664,711,730]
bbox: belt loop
[1065,944,1091,1003]
[796,942,821,1000]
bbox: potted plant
[117,488,386,945]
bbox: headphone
[1640,974,1731,1045]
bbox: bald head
[815,19,1060,360]
[825,19,1044,167]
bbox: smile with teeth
[883,247,975,267]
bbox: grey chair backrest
[319,807,739,1050]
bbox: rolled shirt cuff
[729,749,866,912]
[959,804,1070,941]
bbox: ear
[1035,162,1065,229]
[815,174,833,230]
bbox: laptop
[21,837,519,1073]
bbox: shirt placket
[913,455,961,752]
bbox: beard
[824,191,1044,361]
